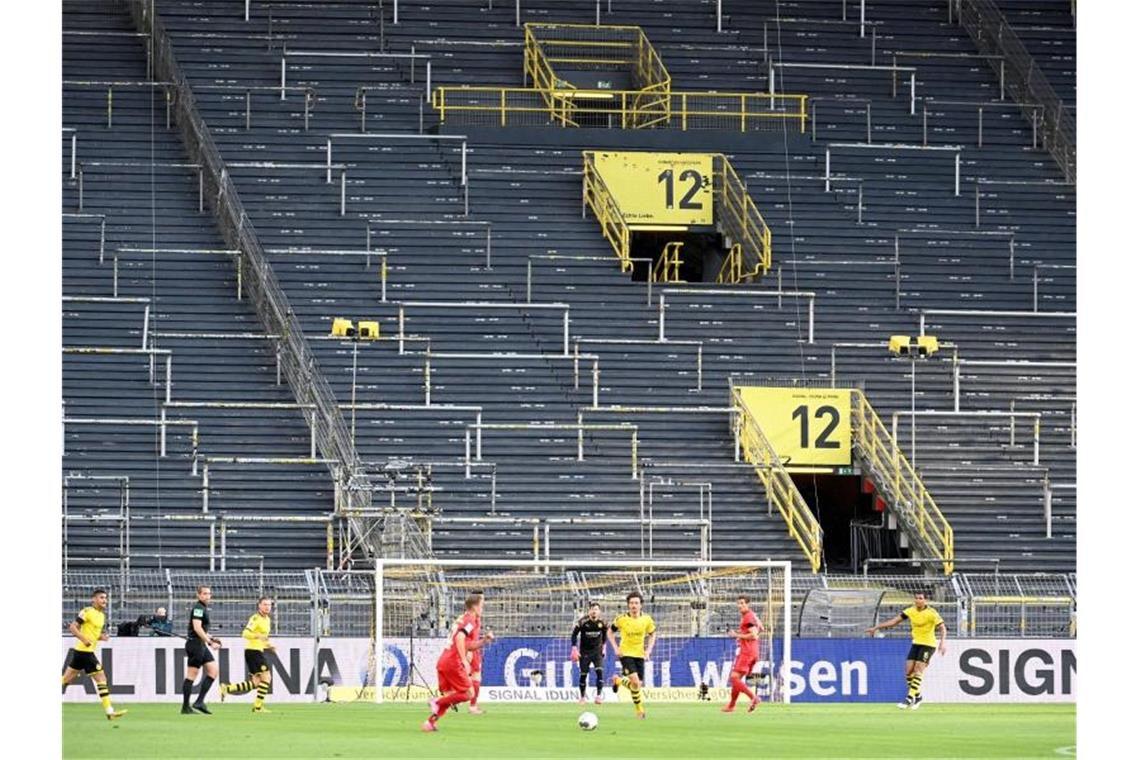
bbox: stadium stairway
[63,2,336,572]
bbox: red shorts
[733,653,758,675]
[437,659,472,694]
[469,650,482,674]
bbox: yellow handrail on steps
[652,241,684,283]
[850,389,954,574]
[732,386,823,572]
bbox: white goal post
[372,559,792,705]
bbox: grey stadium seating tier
[62,0,1075,574]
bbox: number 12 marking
[657,168,704,210]
[792,404,841,449]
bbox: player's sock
[226,680,254,695]
[728,675,742,707]
[60,675,67,687]
[620,676,631,690]
[470,682,480,706]
[594,668,604,697]
[731,674,757,706]
[195,676,214,706]
[254,682,269,710]
[433,691,468,719]
[908,672,924,699]
[182,678,194,708]
[630,684,643,713]
[97,682,114,714]
[579,669,588,698]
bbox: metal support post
[592,359,600,408]
[824,148,831,192]
[245,0,251,22]
[870,26,876,65]
[717,0,722,32]
[562,309,570,355]
[393,0,399,24]
[246,90,252,130]
[340,169,347,216]
[516,0,520,27]
[909,72,916,115]
[657,294,666,341]
[860,0,866,37]
[304,90,312,131]
[70,133,77,179]
[811,99,817,142]
[954,152,961,197]
[107,87,113,129]
[310,410,317,459]
[596,0,601,26]
[978,106,984,147]
[952,354,960,411]
[112,256,118,297]
[461,140,468,187]
[280,57,286,100]
[808,297,815,344]
[975,183,980,227]
[857,182,864,224]
[485,227,492,269]
[77,166,84,211]
[999,60,1005,100]
[198,169,204,212]
[1009,237,1015,281]
[894,235,901,309]
[1044,481,1052,538]
[1032,267,1038,312]
[360,93,367,132]
[866,105,872,143]
[326,138,332,184]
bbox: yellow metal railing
[714,156,773,281]
[652,241,685,283]
[732,386,824,572]
[582,152,632,272]
[850,390,954,574]
[716,243,743,284]
[434,86,807,132]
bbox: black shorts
[579,649,604,670]
[620,656,645,682]
[185,639,215,668]
[907,644,936,664]
[245,650,270,675]
[66,649,102,675]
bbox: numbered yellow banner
[592,151,713,225]
[738,387,853,467]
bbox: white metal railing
[1032,264,1076,312]
[527,254,654,306]
[63,416,198,465]
[951,358,1076,412]
[918,308,1076,336]
[466,422,640,479]
[574,337,703,391]
[365,218,490,268]
[281,50,431,100]
[326,133,468,214]
[825,142,964,196]
[395,300,571,355]
[62,213,107,263]
[891,409,1042,466]
[264,247,390,301]
[63,347,173,403]
[581,406,740,462]
[659,288,816,344]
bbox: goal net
[372,559,792,705]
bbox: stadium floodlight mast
[372,558,793,705]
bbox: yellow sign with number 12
[592,151,714,225]
[738,387,853,467]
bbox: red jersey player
[423,593,493,732]
[722,595,764,713]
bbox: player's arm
[739,622,760,641]
[570,620,582,662]
[607,621,620,658]
[192,618,219,648]
[644,630,655,660]
[865,614,905,635]
[455,629,470,671]
[936,621,948,655]
[68,615,92,648]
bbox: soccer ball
[578,711,598,731]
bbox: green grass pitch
[63,702,1075,759]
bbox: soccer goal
[372,559,792,705]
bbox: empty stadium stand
[62,0,1075,578]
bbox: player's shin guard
[182,678,194,708]
[97,682,114,714]
[594,668,605,697]
[432,692,469,721]
[907,672,924,699]
[470,681,480,706]
[730,674,756,707]
[630,683,644,713]
[195,676,214,706]
[579,669,589,698]
[254,682,269,710]
[226,680,254,695]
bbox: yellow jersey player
[220,597,276,712]
[61,588,127,720]
[866,591,947,709]
[606,591,656,719]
